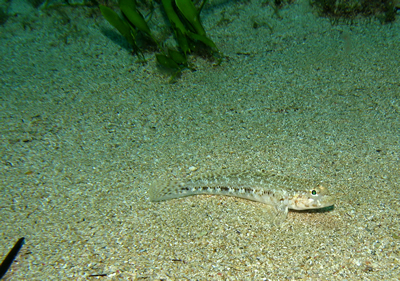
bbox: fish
[149,169,334,221]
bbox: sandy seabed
[1,0,399,279]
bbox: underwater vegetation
[310,0,398,23]
[2,0,397,81]
[100,0,219,82]
[0,7,9,25]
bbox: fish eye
[311,189,317,196]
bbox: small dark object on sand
[0,237,25,279]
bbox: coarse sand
[0,0,399,279]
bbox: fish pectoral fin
[275,202,289,216]
[271,203,289,225]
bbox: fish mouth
[319,195,335,208]
[290,195,335,210]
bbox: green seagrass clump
[100,0,219,82]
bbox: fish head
[288,185,334,210]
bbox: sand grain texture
[1,0,399,279]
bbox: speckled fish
[150,169,335,220]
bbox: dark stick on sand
[0,237,25,279]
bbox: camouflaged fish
[150,169,334,219]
